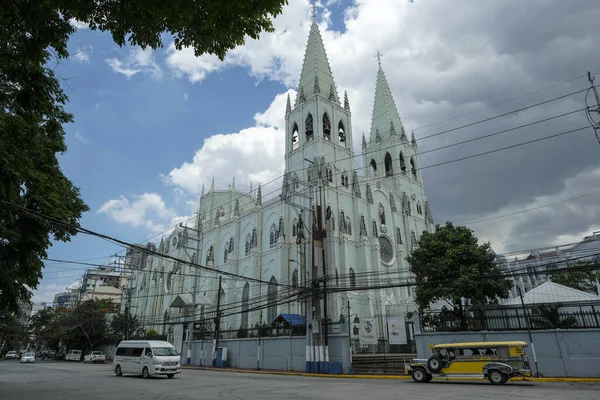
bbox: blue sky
[35,0,600,302]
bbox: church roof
[504,281,600,306]
[370,61,406,142]
[296,22,339,105]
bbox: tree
[551,262,600,295]
[407,222,513,329]
[531,305,578,329]
[109,313,144,341]
[0,0,288,312]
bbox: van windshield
[153,347,178,356]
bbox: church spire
[296,19,338,105]
[369,55,405,142]
[286,93,292,114]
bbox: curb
[181,366,600,383]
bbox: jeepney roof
[431,341,528,349]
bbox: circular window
[379,236,394,264]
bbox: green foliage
[551,262,600,295]
[28,299,113,352]
[146,329,159,338]
[531,305,578,329]
[0,312,27,351]
[407,222,513,328]
[0,0,288,312]
[109,313,144,341]
[236,327,249,338]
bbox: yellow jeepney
[406,341,532,384]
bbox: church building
[125,20,434,338]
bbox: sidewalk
[181,365,600,383]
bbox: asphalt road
[0,359,598,400]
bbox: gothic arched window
[323,113,331,140]
[370,159,377,177]
[292,219,298,237]
[241,282,250,329]
[291,122,299,151]
[410,157,417,180]
[378,203,386,225]
[349,268,356,288]
[396,227,402,245]
[338,121,346,145]
[292,269,298,289]
[400,152,406,173]
[269,223,279,248]
[417,201,423,215]
[267,276,278,324]
[305,113,314,141]
[223,244,228,263]
[384,152,393,177]
[346,218,352,235]
[245,234,252,256]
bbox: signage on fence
[358,318,378,345]
[386,316,407,345]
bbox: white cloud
[106,47,162,79]
[71,45,92,63]
[32,280,81,304]
[97,192,176,233]
[165,90,293,195]
[69,19,89,30]
[75,131,92,145]
[165,44,223,83]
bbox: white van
[112,340,181,379]
[65,350,82,361]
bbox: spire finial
[201,183,205,197]
[344,90,350,110]
[232,176,235,190]
[310,0,318,24]
[375,50,383,68]
[211,177,215,191]
[411,130,418,147]
[286,93,292,114]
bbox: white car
[84,351,106,364]
[20,352,35,363]
[65,350,82,361]
[4,351,18,360]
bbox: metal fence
[420,304,600,333]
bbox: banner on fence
[358,318,378,345]
[386,316,407,345]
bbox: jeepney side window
[497,347,510,359]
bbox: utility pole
[212,275,222,368]
[588,71,600,113]
[517,286,540,378]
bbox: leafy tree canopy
[407,222,513,327]
[0,0,288,312]
[109,313,144,341]
[551,261,600,295]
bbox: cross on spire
[310,0,318,23]
[375,50,383,68]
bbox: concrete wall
[182,333,351,373]
[413,314,600,377]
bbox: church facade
[125,22,434,336]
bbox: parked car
[84,351,107,364]
[4,351,18,360]
[65,349,82,361]
[20,352,36,363]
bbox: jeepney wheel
[427,355,443,373]
[488,370,508,385]
[411,367,428,383]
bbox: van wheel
[488,370,508,385]
[167,374,175,379]
[411,367,428,383]
[142,367,150,379]
[115,365,122,377]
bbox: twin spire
[370,56,408,143]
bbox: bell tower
[284,21,354,180]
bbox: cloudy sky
[35,0,600,302]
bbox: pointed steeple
[286,93,292,114]
[362,133,367,151]
[344,90,350,111]
[201,183,205,197]
[296,21,338,105]
[411,130,417,147]
[210,177,215,192]
[256,183,262,207]
[231,176,235,190]
[370,59,405,142]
